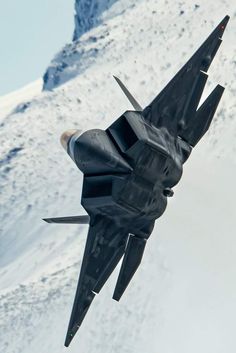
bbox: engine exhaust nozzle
[60,129,84,162]
[60,130,78,151]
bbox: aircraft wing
[142,16,229,138]
[65,216,128,347]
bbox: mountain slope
[0,1,236,353]
[0,80,42,119]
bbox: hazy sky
[0,0,74,96]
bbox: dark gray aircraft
[44,16,229,346]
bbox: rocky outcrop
[43,0,118,91]
[73,0,117,41]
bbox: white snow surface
[0,80,42,120]
[0,1,236,353]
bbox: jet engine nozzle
[60,129,84,161]
[60,130,78,151]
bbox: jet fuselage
[67,111,192,234]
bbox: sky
[0,0,74,96]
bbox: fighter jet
[43,16,229,346]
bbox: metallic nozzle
[60,130,78,151]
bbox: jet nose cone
[60,130,78,151]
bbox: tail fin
[43,215,90,224]
[113,235,146,301]
[113,76,143,111]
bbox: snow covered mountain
[0,80,42,120]
[0,1,236,353]
[73,0,118,41]
[43,0,135,90]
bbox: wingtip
[216,84,225,93]
[64,323,81,347]
[64,335,73,348]
[112,291,122,302]
[218,15,230,37]
[219,15,230,27]
[223,15,230,23]
[42,218,51,223]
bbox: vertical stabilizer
[113,76,143,111]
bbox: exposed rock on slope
[73,0,118,41]
[43,0,128,90]
[43,0,137,91]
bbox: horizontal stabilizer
[43,215,90,224]
[180,84,224,146]
[113,235,147,301]
[113,76,143,111]
[93,242,127,293]
[181,70,208,127]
